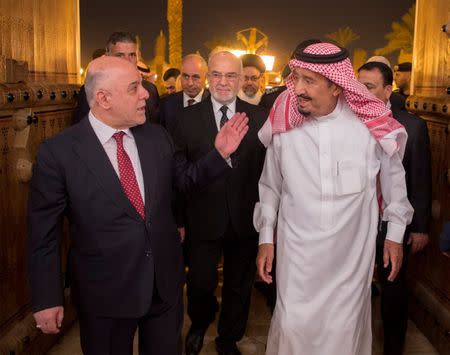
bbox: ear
[385,84,393,99]
[331,84,342,97]
[95,89,112,110]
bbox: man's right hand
[33,306,64,334]
[256,243,274,284]
[214,112,249,159]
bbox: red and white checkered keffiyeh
[258,42,407,157]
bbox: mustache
[297,94,312,100]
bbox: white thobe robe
[253,97,413,355]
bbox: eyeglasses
[208,71,240,81]
[244,75,261,82]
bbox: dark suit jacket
[159,90,210,135]
[259,85,286,111]
[377,104,432,245]
[73,80,160,125]
[173,97,267,241]
[28,117,229,318]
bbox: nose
[140,84,149,100]
[294,80,306,96]
[219,74,228,85]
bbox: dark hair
[163,68,180,81]
[105,32,137,52]
[358,62,393,86]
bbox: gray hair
[84,66,110,108]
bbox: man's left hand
[407,233,429,254]
[383,239,403,282]
[215,112,249,159]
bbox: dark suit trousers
[186,223,258,344]
[79,285,183,355]
[376,223,410,355]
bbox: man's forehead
[359,68,383,81]
[210,55,239,71]
[110,41,137,53]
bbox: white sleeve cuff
[386,222,406,243]
[259,226,274,245]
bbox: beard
[243,85,258,98]
[297,94,312,116]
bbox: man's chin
[298,108,311,116]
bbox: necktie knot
[187,98,196,106]
[220,105,228,115]
[219,106,228,128]
[112,131,125,145]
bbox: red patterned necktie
[112,131,145,219]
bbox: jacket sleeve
[28,141,66,312]
[407,119,432,233]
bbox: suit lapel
[71,119,142,221]
[201,97,220,143]
[131,124,157,222]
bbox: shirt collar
[183,89,204,107]
[88,111,133,144]
[210,96,236,116]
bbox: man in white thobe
[254,42,413,355]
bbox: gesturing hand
[34,306,64,334]
[214,112,249,159]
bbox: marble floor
[48,284,439,355]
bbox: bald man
[174,51,267,355]
[28,56,249,355]
[160,54,209,135]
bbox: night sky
[79,0,415,70]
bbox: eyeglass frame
[208,71,241,82]
[243,74,263,82]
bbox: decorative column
[167,0,182,69]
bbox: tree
[325,26,360,48]
[375,4,415,60]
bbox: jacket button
[145,250,152,257]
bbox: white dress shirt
[210,96,236,131]
[88,111,145,203]
[183,89,204,107]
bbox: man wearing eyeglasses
[238,54,266,105]
[174,51,267,355]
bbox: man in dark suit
[175,51,267,355]
[74,31,160,125]
[159,54,209,245]
[358,60,432,355]
[160,54,209,136]
[28,56,250,355]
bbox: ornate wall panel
[407,1,450,353]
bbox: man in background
[74,31,160,124]
[238,54,266,105]
[394,62,412,99]
[358,59,431,355]
[163,67,181,95]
